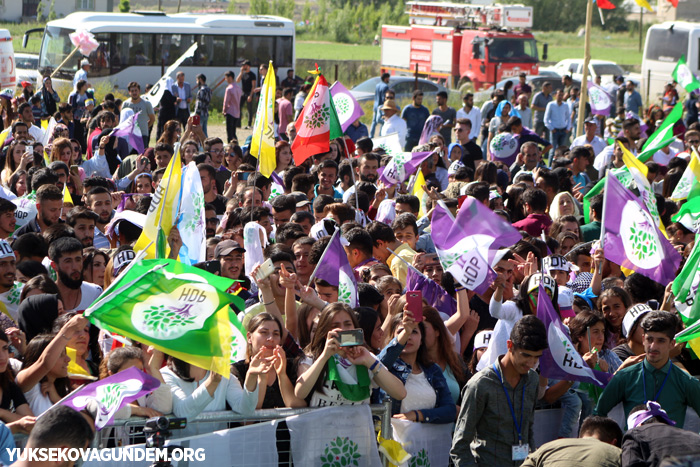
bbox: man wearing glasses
[203,137,230,193]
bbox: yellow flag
[41,119,48,131]
[66,347,92,378]
[62,184,73,205]
[634,0,653,11]
[249,60,277,178]
[133,150,182,259]
[411,170,427,218]
[0,129,9,149]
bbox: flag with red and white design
[292,72,343,166]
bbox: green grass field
[296,41,381,61]
[535,29,644,68]
[5,22,44,54]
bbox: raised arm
[16,315,88,392]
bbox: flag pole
[598,172,610,275]
[341,137,360,210]
[307,228,340,287]
[577,0,594,137]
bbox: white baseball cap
[622,303,653,338]
[473,330,493,351]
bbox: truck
[380,2,543,92]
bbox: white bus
[642,22,700,103]
[24,11,295,93]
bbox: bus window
[645,28,688,62]
[155,34,196,67]
[111,33,154,72]
[195,35,235,67]
[87,35,111,77]
[275,36,293,68]
[236,36,275,67]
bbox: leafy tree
[502,0,629,32]
[47,0,56,21]
[302,1,311,24]
[249,0,271,16]
[119,0,130,13]
[36,0,44,20]
[273,0,295,19]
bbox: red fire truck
[380,2,543,91]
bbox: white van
[642,22,700,103]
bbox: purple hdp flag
[312,231,358,307]
[406,267,457,317]
[111,111,145,155]
[602,175,681,285]
[60,366,160,430]
[378,151,433,187]
[431,199,521,294]
[587,81,614,116]
[537,283,611,387]
[330,81,365,132]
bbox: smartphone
[256,258,275,281]
[423,253,439,264]
[70,165,80,176]
[192,115,200,126]
[239,171,251,181]
[26,145,33,154]
[406,290,424,323]
[337,329,365,347]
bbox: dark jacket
[622,422,700,467]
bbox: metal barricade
[91,402,394,466]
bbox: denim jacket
[376,338,456,424]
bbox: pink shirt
[223,83,243,118]
[277,97,293,132]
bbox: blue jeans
[200,114,208,138]
[370,107,383,137]
[557,388,582,438]
[549,129,570,161]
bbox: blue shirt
[624,90,643,115]
[401,105,430,143]
[374,81,389,109]
[344,122,369,142]
[544,101,572,131]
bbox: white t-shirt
[381,115,408,148]
[303,355,376,408]
[571,135,607,156]
[23,384,54,416]
[72,282,103,313]
[400,371,437,414]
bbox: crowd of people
[0,55,699,466]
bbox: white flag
[176,162,206,265]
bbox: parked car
[540,59,639,87]
[350,76,450,104]
[476,75,581,101]
[15,53,40,89]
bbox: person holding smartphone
[295,303,406,407]
[377,304,457,423]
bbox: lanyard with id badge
[493,363,529,461]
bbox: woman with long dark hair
[295,303,406,407]
[17,314,87,416]
[0,329,33,424]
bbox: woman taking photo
[379,310,456,423]
[295,303,406,407]
[2,140,32,186]
[233,312,306,409]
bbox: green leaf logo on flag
[132,279,223,340]
[620,201,661,269]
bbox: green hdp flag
[583,177,606,224]
[673,55,700,93]
[673,196,700,232]
[84,258,245,377]
[638,103,684,163]
[672,234,700,324]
